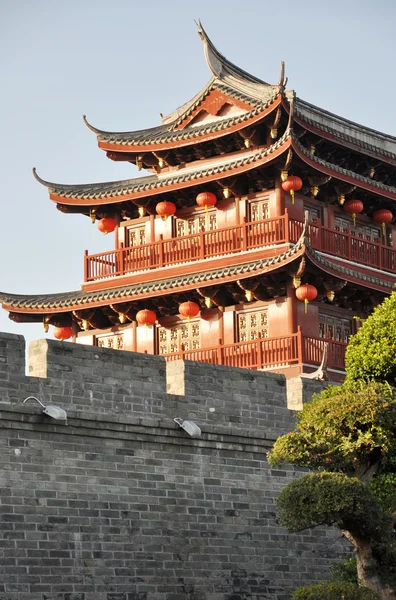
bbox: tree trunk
[343,531,395,600]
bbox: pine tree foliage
[268,292,396,599]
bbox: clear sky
[1,0,395,351]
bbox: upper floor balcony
[84,212,396,283]
[161,328,347,375]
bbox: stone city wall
[0,333,347,600]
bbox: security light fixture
[23,396,68,422]
[174,418,201,438]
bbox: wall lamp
[174,418,201,438]
[23,396,68,422]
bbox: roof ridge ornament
[82,114,106,135]
[287,95,295,131]
[196,20,268,85]
[32,168,55,192]
[278,61,288,92]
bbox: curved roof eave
[291,97,396,164]
[83,24,280,149]
[305,243,395,293]
[0,232,306,314]
[97,92,281,151]
[34,130,396,208]
[34,133,292,206]
[291,136,396,201]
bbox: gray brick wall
[0,333,348,600]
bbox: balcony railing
[84,215,288,281]
[84,213,396,282]
[290,221,396,273]
[160,329,347,373]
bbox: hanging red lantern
[155,201,176,220]
[343,199,364,226]
[281,176,303,204]
[196,192,217,211]
[136,309,157,326]
[53,327,73,341]
[372,209,393,237]
[179,301,200,320]
[296,284,318,314]
[97,218,116,234]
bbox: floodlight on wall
[23,396,68,422]
[174,418,201,438]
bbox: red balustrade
[289,220,396,273]
[84,213,396,282]
[160,331,347,373]
[85,214,289,281]
[302,335,347,370]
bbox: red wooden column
[235,196,241,225]
[274,176,284,217]
[132,321,137,352]
[286,283,297,336]
[149,214,155,243]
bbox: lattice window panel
[157,321,201,354]
[334,216,380,242]
[128,225,146,247]
[238,310,268,342]
[319,313,351,343]
[176,210,217,237]
[96,333,124,350]
[249,199,269,222]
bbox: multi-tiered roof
[1,23,395,334]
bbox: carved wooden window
[96,332,124,350]
[238,309,268,342]
[157,321,201,354]
[128,224,146,247]
[176,211,217,237]
[249,199,269,222]
[334,216,380,242]
[318,314,351,343]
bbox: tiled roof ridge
[93,87,279,146]
[295,98,396,161]
[297,98,396,144]
[0,227,305,311]
[293,136,396,196]
[35,131,291,200]
[84,25,281,146]
[197,21,267,86]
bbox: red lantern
[196,192,217,211]
[343,199,364,226]
[372,209,393,237]
[179,301,200,320]
[97,218,116,234]
[53,327,73,341]
[136,309,157,326]
[296,284,318,314]
[281,176,303,204]
[156,201,176,220]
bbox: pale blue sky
[1,0,395,350]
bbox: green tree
[268,382,396,599]
[345,292,396,386]
[291,581,380,600]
